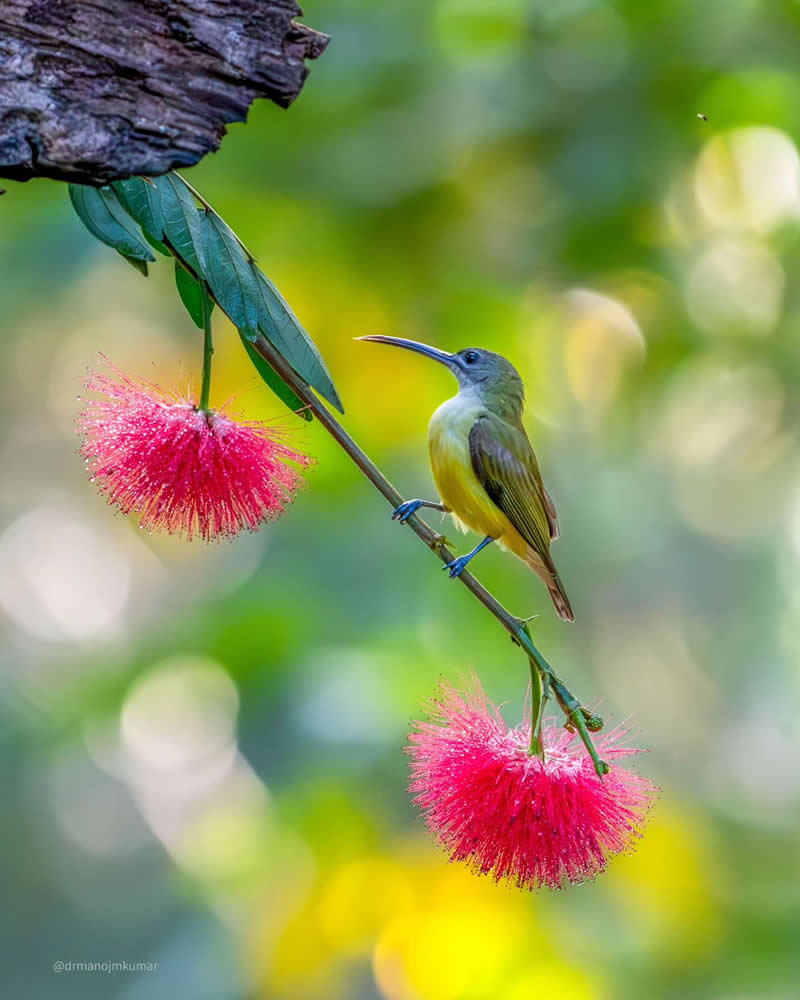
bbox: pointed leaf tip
[240,334,312,420]
[252,267,344,413]
[174,263,215,329]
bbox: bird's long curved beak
[357,335,457,371]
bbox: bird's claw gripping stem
[441,536,493,580]
[392,499,425,523]
[442,555,470,579]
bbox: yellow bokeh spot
[507,961,607,1000]
[318,857,416,955]
[562,288,645,414]
[606,803,721,962]
[264,899,333,993]
[374,899,530,1000]
[694,126,800,233]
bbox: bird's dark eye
[464,351,479,364]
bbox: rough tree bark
[0,0,328,185]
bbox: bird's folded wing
[542,486,559,540]
[469,414,555,555]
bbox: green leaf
[121,255,149,277]
[70,172,343,418]
[112,177,165,242]
[69,184,155,263]
[201,212,262,335]
[143,232,171,257]
[151,173,208,275]
[175,263,214,329]
[251,268,344,413]
[240,334,312,420]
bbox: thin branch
[250,333,610,777]
[198,283,214,412]
[528,657,546,760]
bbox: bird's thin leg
[392,499,449,523]
[442,536,494,579]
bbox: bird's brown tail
[522,546,575,622]
[547,573,574,622]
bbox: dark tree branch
[0,0,328,185]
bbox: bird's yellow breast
[428,395,512,540]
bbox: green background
[2,1,799,997]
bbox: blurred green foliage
[2,1,800,998]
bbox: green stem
[516,623,609,778]
[550,677,609,778]
[198,282,213,413]
[528,657,546,760]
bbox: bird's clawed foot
[441,535,494,580]
[392,499,425,523]
[442,555,470,579]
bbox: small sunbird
[359,336,573,621]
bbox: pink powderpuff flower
[77,361,313,541]
[408,675,658,890]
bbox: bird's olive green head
[358,336,525,418]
